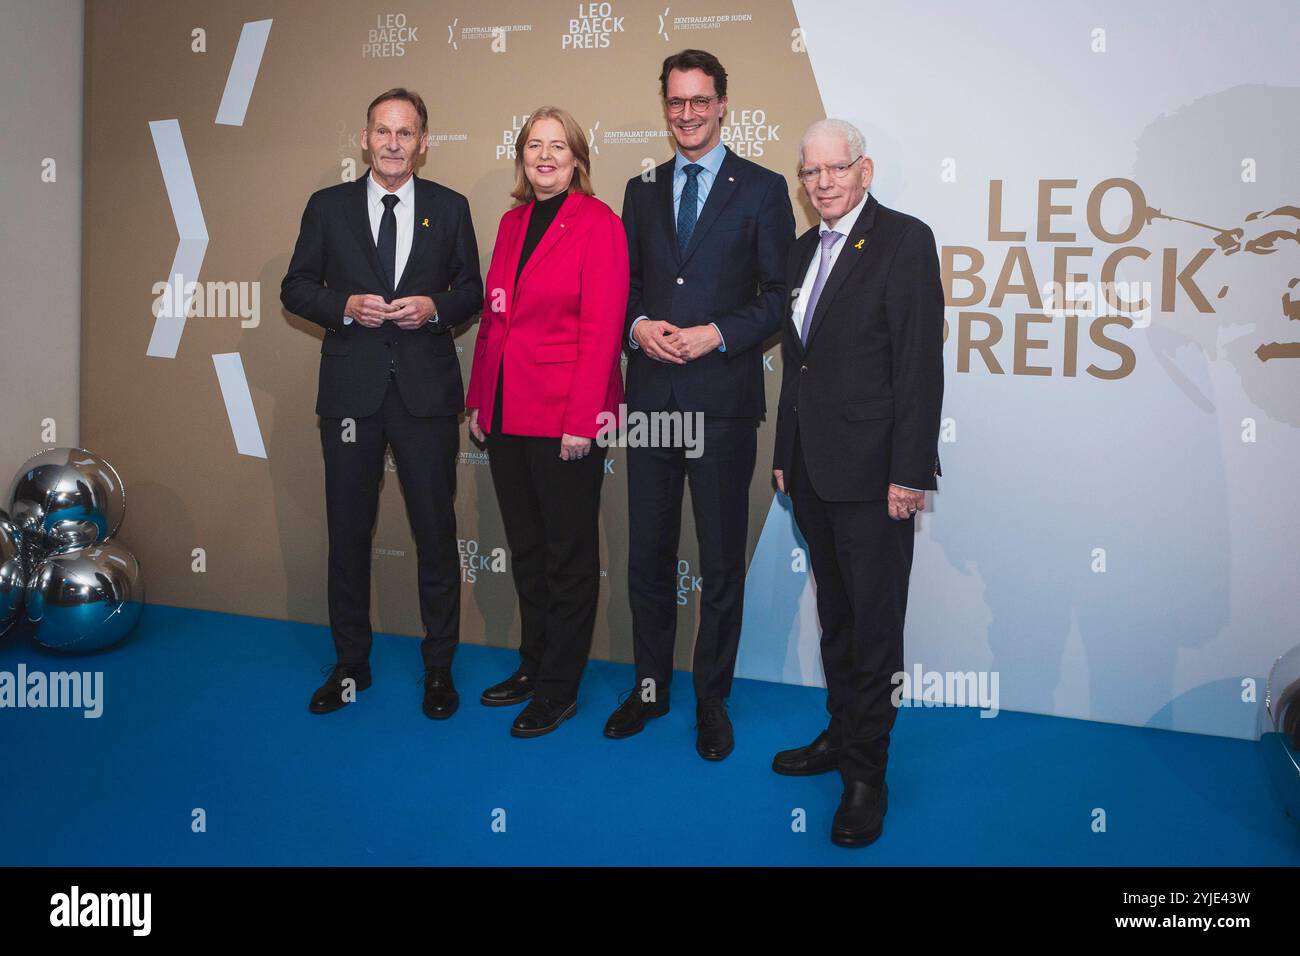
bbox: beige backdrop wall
[2,0,83,482]
[80,0,823,672]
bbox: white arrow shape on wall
[212,352,267,458]
[216,19,273,127]
[146,119,208,359]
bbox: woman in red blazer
[465,106,629,737]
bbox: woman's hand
[468,408,485,443]
[559,434,592,461]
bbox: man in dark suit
[281,88,483,719]
[605,50,795,759]
[770,119,944,847]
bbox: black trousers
[626,412,757,702]
[319,377,460,669]
[487,396,607,703]
[787,430,914,788]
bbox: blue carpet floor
[0,604,1296,866]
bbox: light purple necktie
[800,230,844,346]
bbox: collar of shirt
[674,140,727,179]
[794,192,871,327]
[820,190,870,239]
[673,141,727,211]
[367,170,415,212]
[676,141,728,218]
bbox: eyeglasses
[370,126,420,144]
[797,155,863,184]
[666,95,719,114]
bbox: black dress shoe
[772,729,841,776]
[421,667,459,720]
[480,670,534,707]
[511,696,576,738]
[603,690,669,739]
[696,698,734,760]
[310,662,371,714]
[831,781,888,848]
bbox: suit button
[800,365,808,374]
[792,404,798,412]
[676,277,684,285]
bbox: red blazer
[466,191,629,439]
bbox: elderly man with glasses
[770,118,945,847]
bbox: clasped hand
[633,320,721,363]
[346,293,435,330]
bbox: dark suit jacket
[280,171,483,419]
[773,194,944,501]
[621,146,794,418]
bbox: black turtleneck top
[496,190,569,434]
[515,190,568,287]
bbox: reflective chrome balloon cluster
[0,448,144,651]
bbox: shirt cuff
[895,484,925,492]
[628,315,649,349]
[342,314,352,325]
[711,322,726,352]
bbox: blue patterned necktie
[676,163,703,256]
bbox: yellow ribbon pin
[422,218,429,227]
[854,238,865,249]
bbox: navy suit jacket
[280,172,483,419]
[621,146,794,418]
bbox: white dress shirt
[342,171,416,325]
[628,141,729,352]
[790,191,869,340]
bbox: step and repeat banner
[80,0,822,680]
[81,0,1298,739]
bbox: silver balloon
[25,540,144,652]
[1259,644,1300,826]
[0,511,23,635]
[8,447,126,555]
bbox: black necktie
[377,193,398,294]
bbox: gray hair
[798,118,867,166]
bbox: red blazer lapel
[497,205,529,317]
[515,191,584,299]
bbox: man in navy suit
[604,50,795,759]
[281,89,483,720]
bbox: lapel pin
[854,238,865,249]
[728,176,735,182]
[422,218,429,227]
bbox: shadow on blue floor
[1,605,1297,866]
